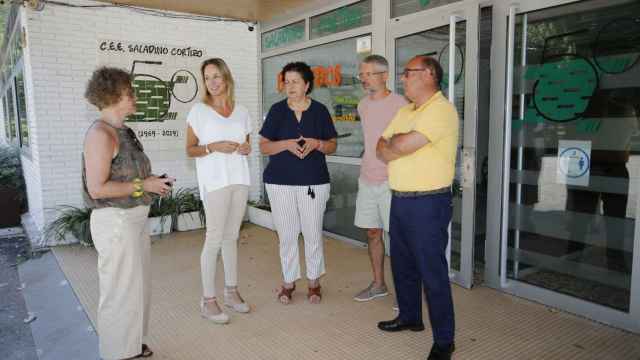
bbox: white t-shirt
[186,102,252,200]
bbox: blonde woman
[186,58,252,324]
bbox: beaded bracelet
[132,178,144,198]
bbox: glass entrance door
[389,1,481,288]
[491,0,640,332]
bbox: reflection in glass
[395,22,466,272]
[324,162,366,242]
[508,0,639,311]
[6,87,16,144]
[3,96,10,140]
[474,7,493,283]
[15,71,28,147]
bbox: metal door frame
[388,0,481,289]
[485,0,640,332]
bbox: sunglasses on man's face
[126,127,144,152]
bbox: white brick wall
[21,1,262,240]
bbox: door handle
[461,148,475,189]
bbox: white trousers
[201,184,248,298]
[90,205,151,360]
[266,183,330,283]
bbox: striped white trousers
[266,183,331,283]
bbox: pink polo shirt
[358,92,408,184]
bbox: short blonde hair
[200,58,235,107]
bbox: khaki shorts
[354,179,391,232]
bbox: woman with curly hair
[83,66,174,359]
[259,61,337,305]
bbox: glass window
[310,0,371,39]
[324,162,366,242]
[262,20,306,52]
[262,35,369,157]
[391,0,462,19]
[507,0,640,311]
[6,86,16,144]
[3,96,9,140]
[15,71,28,148]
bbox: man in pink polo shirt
[353,55,407,302]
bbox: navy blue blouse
[260,99,338,186]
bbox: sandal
[307,285,322,304]
[128,344,153,358]
[277,284,296,305]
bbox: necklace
[288,97,310,112]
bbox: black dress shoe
[377,317,425,332]
[427,343,455,360]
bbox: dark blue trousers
[390,192,455,347]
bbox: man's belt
[391,187,450,197]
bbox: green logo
[530,54,598,122]
[126,61,198,122]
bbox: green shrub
[0,144,27,211]
[149,191,177,231]
[173,187,205,229]
[45,206,93,247]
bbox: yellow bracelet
[132,178,144,198]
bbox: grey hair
[362,54,389,72]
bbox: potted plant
[173,187,205,231]
[148,192,176,236]
[0,144,27,228]
[247,198,274,230]
[44,206,93,246]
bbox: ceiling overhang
[95,0,323,23]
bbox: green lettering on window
[312,5,364,36]
[263,22,305,50]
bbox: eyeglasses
[400,68,427,78]
[357,71,386,80]
[126,127,144,152]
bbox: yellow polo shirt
[382,91,459,192]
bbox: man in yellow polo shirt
[375,55,458,360]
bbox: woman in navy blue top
[259,62,337,305]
